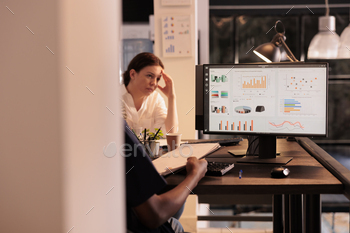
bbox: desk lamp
[253,20,298,62]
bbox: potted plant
[132,128,163,159]
[148,128,163,140]
[144,128,163,159]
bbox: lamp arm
[279,38,299,62]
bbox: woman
[121,52,178,135]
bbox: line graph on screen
[268,121,305,131]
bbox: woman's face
[130,65,163,96]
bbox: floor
[320,144,350,233]
[319,145,350,170]
[197,228,272,233]
[197,208,349,233]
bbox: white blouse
[121,85,167,134]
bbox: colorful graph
[165,44,174,53]
[218,120,254,131]
[235,106,251,114]
[221,91,228,98]
[268,121,304,131]
[287,76,317,91]
[283,99,301,113]
[179,30,189,34]
[211,75,228,83]
[162,15,191,57]
[242,76,267,89]
[211,91,219,98]
[211,105,228,113]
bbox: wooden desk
[164,138,343,233]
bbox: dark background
[122,0,350,22]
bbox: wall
[154,0,198,139]
[0,0,125,232]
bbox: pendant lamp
[307,0,340,59]
[337,23,350,58]
[307,16,340,59]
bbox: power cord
[246,136,259,156]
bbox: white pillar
[0,1,124,232]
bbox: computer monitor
[197,62,328,164]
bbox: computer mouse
[271,166,290,178]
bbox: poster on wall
[162,15,192,58]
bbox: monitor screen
[203,63,328,137]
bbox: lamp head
[254,20,298,62]
[253,33,286,62]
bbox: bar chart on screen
[217,120,254,131]
[283,99,301,113]
[280,98,315,116]
[241,75,267,89]
[211,105,228,114]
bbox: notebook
[152,143,220,176]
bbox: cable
[252,140,260,156]
[246,136,259,156]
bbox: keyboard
[187,137,242,146]
[206,161,234,176]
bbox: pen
[144,128,146,142]
[239,170,243,179]
[153,127,162,140]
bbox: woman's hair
[123,52,164,86]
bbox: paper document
[157,139,188,147]
[152,143,220,176]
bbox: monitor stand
[237,135,293,164]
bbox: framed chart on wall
[161,15,192,57]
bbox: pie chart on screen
[235,106,251,114]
